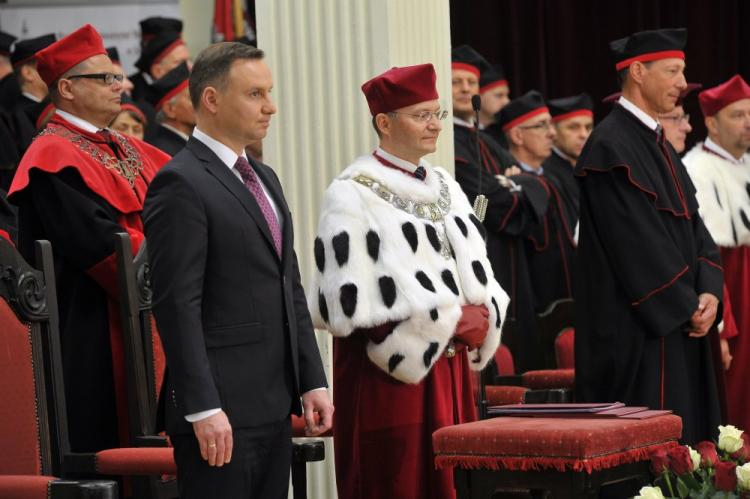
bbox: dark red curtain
[450,0,750,145]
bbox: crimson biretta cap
[35,25,106,87]
[480,64,508,93]
[146,61,190,111]
[451,45,489,78]
[610,28,687,71]
[496,90,548,131]
[699,75,750,117]
[548,94,593,122]
[361,63,438,116]
[11,33,55,67]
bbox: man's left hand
[688,293,719,338]
[301,389,334,437]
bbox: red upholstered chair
[494,343,515,375]
[433,414,682,498]
[555,327,575,369]
[0,237,117,498]
[537,298,575,369]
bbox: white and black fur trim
[309,154,509,384]
[684,144,750,247]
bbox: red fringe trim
[435,441,677,474]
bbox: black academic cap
[146,61,190,110]
[610,28,687,71]
[548,94,594,121]
[496,90,548,131]
[119,94,148,124]
[480,64,508,92]
[135,31,184,75]
[451,45,490,77]
[11,33,55,67]
[140,16,183,44]
[0,31,17,57]
[106,46,120,64]
[676,83,701,106]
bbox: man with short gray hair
[144,42,332,498]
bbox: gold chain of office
[38,124,144,187]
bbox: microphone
[471,94,488,223]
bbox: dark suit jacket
[143,137,327,436]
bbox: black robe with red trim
[524,157,577,312]
[454,123,550,371]
[573,104,723,444]
[9,114,170,452]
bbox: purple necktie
[234,156,283,257]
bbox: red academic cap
[610,28,686,71]
[548,93,594,122]
[698,75,750,117]
[35,24,106,87]
[361,63,438,116]
[451,45,489,78]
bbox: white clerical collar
[55,109,100,134]
[453,116,475,128]
[375,147,427,174]
[552,146,576,165]
[21,92,42,103]
[192,127,248,170]
[161,123,190,142]
[703,137,746,165]
[618,96,659,131]
[519,161,543,176]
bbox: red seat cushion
[494,344,515,375]
[522,368,575,389]
[433,414,681,473]
[0,475,54,499]
[486,386,527,406]
[555,328,575,369]
[95,447,176,475]
[0,300,42,475]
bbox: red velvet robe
[721,246,750,431]
[9,114,170,451]
[333,331,477,499]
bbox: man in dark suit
[143,42,333,499]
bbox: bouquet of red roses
[635,425,750,499]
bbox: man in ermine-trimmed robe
[309,64,509,499]
[574,28,723,445]
[8,24,170,452]
[684,74,750,434]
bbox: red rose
[650,448,669,474]
[731,433,750,462]
[668,446,694,475]
[715,460,738,491]
[696,441,719,467]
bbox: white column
[256,1,453,496]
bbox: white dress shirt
[55,109,100,134]
[617,96,659,131]
[703,137,747,165]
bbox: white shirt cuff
[185,408,221,423]
[304,387,327,395]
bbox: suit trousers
[172,418,292,499]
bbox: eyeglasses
[67,73,124,86]
[389,110,449,123]
[518,120,554,131]
[660,114,690,125]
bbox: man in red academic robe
[309,63,510,499]
[8,24,170,452]
[684,74,750,433]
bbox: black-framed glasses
[660,114,690,125]
[518,120,554,131]
[389,110,449,122]
[67,73,124,86]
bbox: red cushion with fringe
[0,475,54,499]
[555,328,575,369]
[95,447,176,475]
[522,368,575,389]
[486,386,527,406]
[433,414,681,474]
